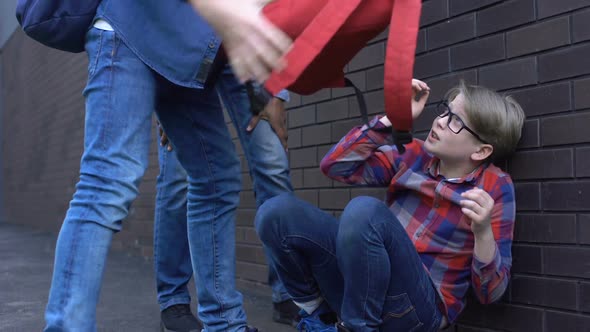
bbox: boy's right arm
[320,79,430,186]
[320,116,415,186]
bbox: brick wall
[0,30,162,257]
[2,1,590,330]
[282,1,590,330]
[0,52,4,222]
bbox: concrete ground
[0,223,295,332]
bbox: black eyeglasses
[435,101,489,144]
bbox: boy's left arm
[460,177,516,304]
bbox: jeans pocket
[380,293,424,332]
[85,27,104,80]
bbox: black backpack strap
[344,78,369,126]
[344,78,409,154]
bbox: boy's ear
[471,144,493,162]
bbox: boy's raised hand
[460,188,494,237]
[411,79,430,120]
[379,79,430,127]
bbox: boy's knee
[255,193,298,241]
[341,196,383,224]
[338,196,387,244]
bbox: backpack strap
[264,0,362,95]
[264,0,422,154]
[345,78,413,154]
[384,0,421,154]
[344,78,369,126]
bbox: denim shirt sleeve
[274,89,290,102]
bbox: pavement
[0,223,295,332]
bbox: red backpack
[262,0,421,153]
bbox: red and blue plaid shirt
[320,117,515,323]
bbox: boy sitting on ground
[255,79,525,331]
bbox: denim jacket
[96,0,290,101]
[96,0,220,89]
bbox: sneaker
[296,302,338,332]
[273,300,302,326]
[160,304,203,332]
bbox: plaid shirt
[320,117,515,323]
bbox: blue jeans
[153,142,191,310]
[256,194,444,332]
[44,27,247,332]
[154,65,293,309]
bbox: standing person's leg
[153,136,202,331]
[337,196,443,332]
[216,65,292,205]
[255,193,344,331]
[216,65,298,323]
[155,82,247,332]
[44,27,156,331]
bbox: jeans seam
[362,228,370,324]
[216,78,259,203]
[284,235,337,268]
[281,235,333,299]
[153,149,168,292]
[80,29,112,220]
[100,31,117,158]
[285,249,315,292]
[366,215,394,325]
[194,123,228,324]
[281,239,323,299]
[382,294,424,331]
[61,222,81,311]
[431,307,444,331]
[216,78,249,158]
[88,29,103,80]
[180,92,239,327]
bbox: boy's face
[423,93,482,164]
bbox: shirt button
[208,42,216,49]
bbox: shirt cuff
[360,115,385,130]
[361,115,392,145]
[274,89,290,102]
[472,244,501,284]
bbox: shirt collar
[426,158,487,184]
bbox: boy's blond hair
[445,81,525,161]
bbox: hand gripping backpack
[262,0,422,153]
